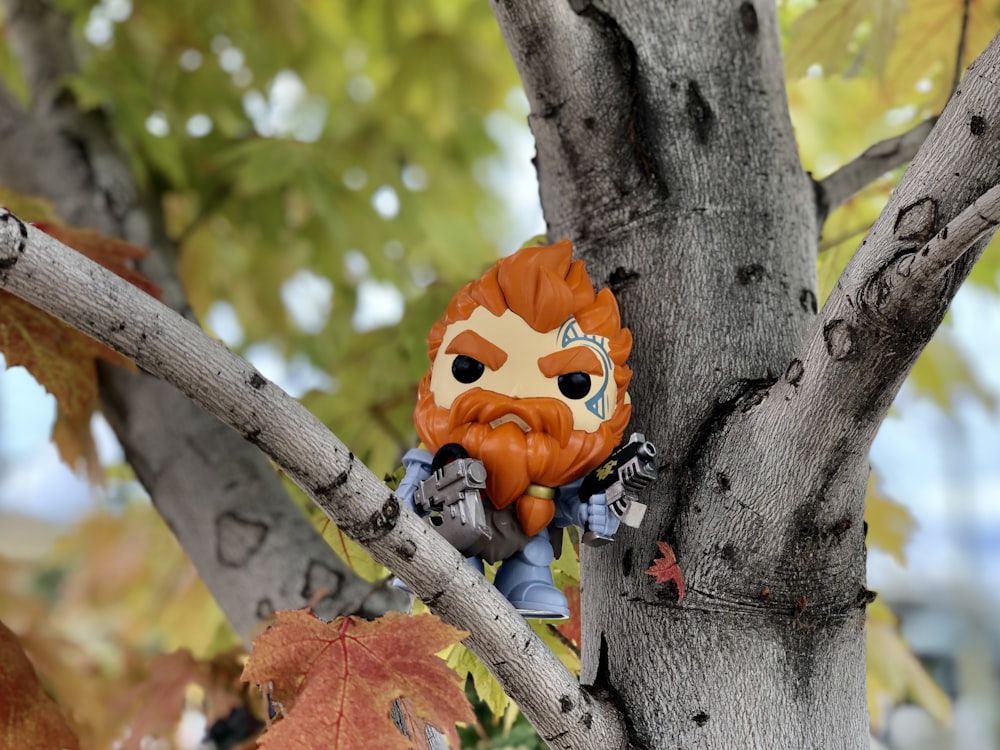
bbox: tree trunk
[496,1,1000,747]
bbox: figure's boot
[493,533,568,620]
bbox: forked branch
[816,117,937,226]
[776,32,1000,459]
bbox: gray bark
[0,0,405,637]
[495,1,1000,748]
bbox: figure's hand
[395,448,433,515]
[579,493,621,538]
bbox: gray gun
[578,432,658,547]
[415,455,492,554]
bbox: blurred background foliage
[2,0,1000,748]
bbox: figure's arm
[396,447,433,511]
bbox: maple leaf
[242,610,474,750]
[647,541,685,602]
[0,218,160,482]
[0,619,80,750]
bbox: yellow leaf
[865,474,916,565]
[446,643,511,718]
[909,329,996,410]
[323,523,390,583]
[785,0,871,78]
[867,600,951,730]
[530,619,580,676]
[885,0,1000,109]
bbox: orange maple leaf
[242,610,473,750]
[0,619,80,750]
[647,541,685,602]
[0,220,159,482]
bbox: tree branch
[0,218,630,750]
[778,31,1000,471]
[815,117,937,225]
[0,0,406,638]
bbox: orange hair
[425,240,633,398]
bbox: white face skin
[429,307,617,434]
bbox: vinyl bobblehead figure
[396,240,639,619]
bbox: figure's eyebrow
[538,347,603,378]
[446,330,508,371]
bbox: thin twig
[910,183,1000,281]
[952,0,972,97]
[816,117,937,226]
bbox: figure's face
[429,307,618,434]
[414,305,630,507]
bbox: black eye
[452,355,485,384]
[558,372,591,399]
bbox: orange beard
[414,384,627,535]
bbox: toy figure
[396,240,653,619]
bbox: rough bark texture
[495,1,1000,748]
[0,0,405,637]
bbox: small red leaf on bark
[242,610,473,750]
[647,541,685,601]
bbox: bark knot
[739,2,759,35]
[893,197,938,242]
[736,263,766,285]
[685,80,714,144]
[0,209,28,269]
[608,266,640,294]
[216,512,269,567]
[784,359,804,386]
[302,559,345,604]
[799,288,818,314]
[823,319,857,360]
